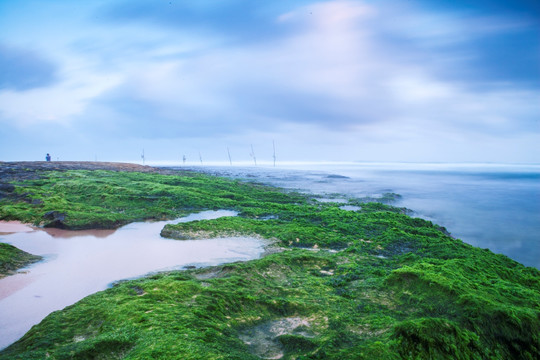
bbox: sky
[0,0,539,165]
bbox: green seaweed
[0,243,42,277]
[0,168,539,359]
[0,170,307,229]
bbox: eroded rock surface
[239,317,317,359]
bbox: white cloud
[0,0,538,162]
[0,64,122,127]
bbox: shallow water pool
[0,210,268,349]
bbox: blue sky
[0,0,538,164]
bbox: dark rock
[43,211,67,228]
[0,183,15,192]
[44,220,68,229]
[436,225,453,238]
[43,211,65,221]
[32,199,44,205]
[130,286,145,296]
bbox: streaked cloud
[0,44,59,91]
[0,0,538,163]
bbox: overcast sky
[1,0,539,165]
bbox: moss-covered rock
[0,164,538,359]
[0,243,41,278]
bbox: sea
[173,162,540,270]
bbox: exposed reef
[0,243,41,278]
[0,162,538,359]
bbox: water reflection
[0,210,268,349]
[41,227,117,238]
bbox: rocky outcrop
[43,211,67,229]
[160,227,231,240]
[239,317,320,359]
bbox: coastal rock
[0,183,15,193]
[160,228,219,240]
[43,211,67,228]
[239,317,318,359]
[0,243,42,278]
[0,183,16,200]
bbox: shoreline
[1,161,539,359]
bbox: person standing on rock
[45,153,51,162]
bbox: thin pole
[250,144,257,166]
[199,152,203,165]
[227,147,232,166]
[273,140,276,167]
[141,149,145,165]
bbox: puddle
[0,210,268,350]
[314,198,348,203]
[339,205,362,211]
[0,221,34,235]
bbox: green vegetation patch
[0,243,42,278]
[0,170,307,229]
[3,248,538,359]
[1,168,539,359]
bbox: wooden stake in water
[273,140,276,167]
[250,144,257,166]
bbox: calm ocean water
[179,163,540,269]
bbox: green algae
[0,170,306,229]
[0,168,539,359]
[0,243,42,278]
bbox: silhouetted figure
[45,153,51,162]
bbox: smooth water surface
[0,210,268,349]
[188,163,540,269]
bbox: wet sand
[0,221,35,235]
